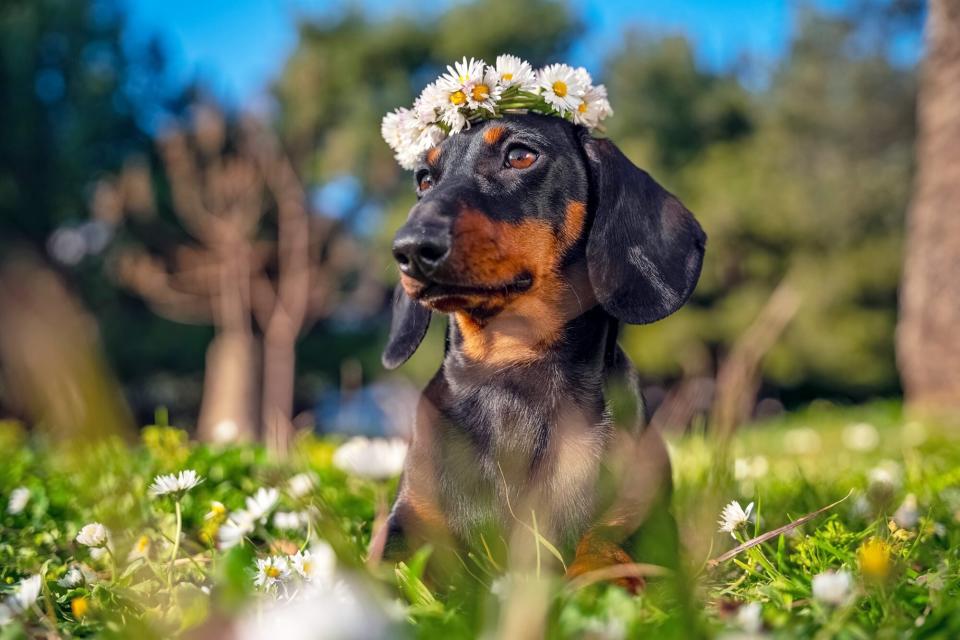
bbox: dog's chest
[435,368,611,547]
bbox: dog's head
[383,114,705,369]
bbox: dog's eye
[505,147,538,170]
[416,172,434,192]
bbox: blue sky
[124,0,904,106]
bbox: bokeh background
[0,0,936,447]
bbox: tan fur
[446,206,594,366]
[482,125,506,145]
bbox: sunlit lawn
[1,401,957,638]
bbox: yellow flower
[71,596,89,618]
[858,538,892,580]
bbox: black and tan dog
[372,113,705,585]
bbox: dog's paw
[565,536,644,594]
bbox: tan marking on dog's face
[560,200,587,251]
[442,205,593,366]
[426,146,442,166]
[482,125,506,145]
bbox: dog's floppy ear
[580,135,706,325]
[382,284,432,369]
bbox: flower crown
[381,54,613,169]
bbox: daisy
[205,500,227,522]
[128,534,151,561]
[537,63,588,114]
[245,488,280,523]
[812,570,853,606]
[149,469,204,497]
[894,493,919,528]
[7,486,29,515]
[494,54,537,92]
[717,500,754,537]
[465,65,502,112]
[272,511,304,531]
[291,543,336,584]
[254,555,290,591]
[218,511,254,550]
[12,575,41,612]
[381,108,416,153]
[438,57,487,103]
[437,57,494,130]
[58,567,84,589]
[572,83,613,128]
[287,473,315,499]
[414,81,448,126]
[76,522,109,547]
[333,437,408,480]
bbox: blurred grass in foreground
[1,401,958,638]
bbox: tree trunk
[897,0,960,414]
[196,331,258,443]
[261,324,297,455]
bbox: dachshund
[371,113,706,587]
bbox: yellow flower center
[136,535,149,552]
[858,538,891,580]
[303,561,313,575]
[266,566,281,578]
[71,597,89,618]
[472,84,490,102]
[450,90,466,105]
[578,101,588,113]
[552,81,568,97]
[502,72,513,81]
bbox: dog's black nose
[392,227,450,279]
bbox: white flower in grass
[718,501,754,537]
[333,437,408,480]
[254,555,291,591]
[236,576,393,640]
[736,602,763,633]
[273,511,304,531]
[895,493,920,529]
[812,570,853,606]
[842,422,879,452]
[7,487,29,515]
[149,469,203,497]
[291,542,336,585]
[537,63,588,114]
[287,473,315,498]
[12,575,41,612]
[58,567,84,589]
[783,427,821,455]
[205,500,227,521]
[76,522,108,547]
[246,488,280,523]
[495,54,537,92]
[218,511,254,550]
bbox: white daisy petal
[717,500,754,537]
[7,487,29,515]
[333,437,408,480]
[76,522,109,547]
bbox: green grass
[0,401,958,638]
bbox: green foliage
[2,404,959,637]
[616,6,917,400]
